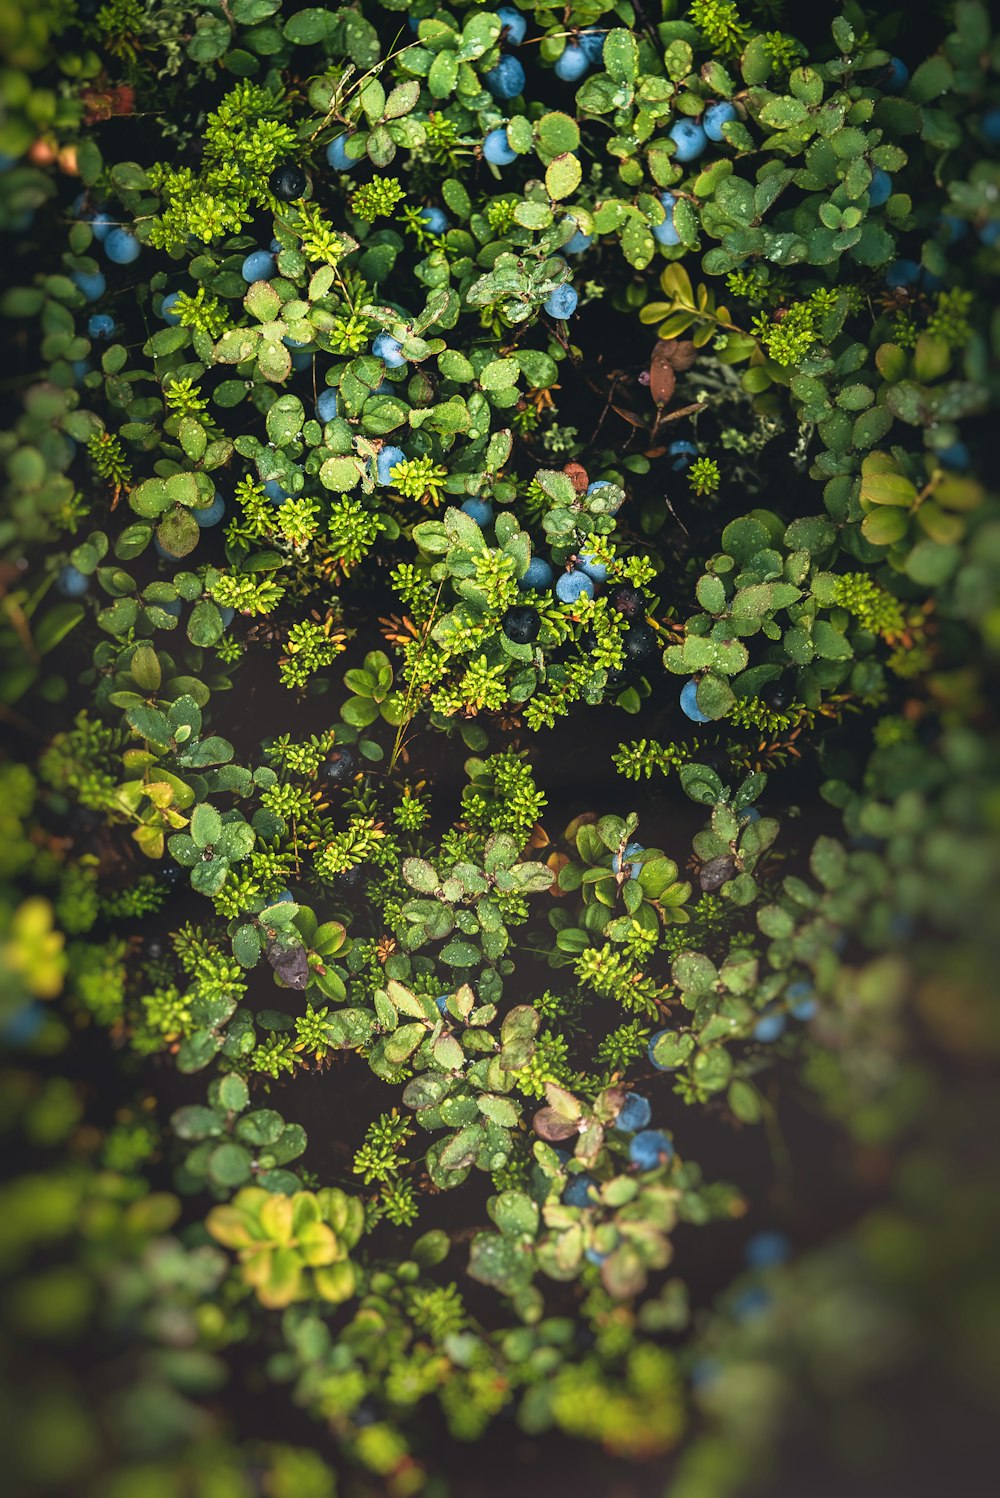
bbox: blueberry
[703,101,737,142]
[612,840,645,879]
[668,439,698,469]
[653,191,681,246]
[104,228,140,265]
[669,119,707,162]
[496,6,527,46]
[376,445,405,485]
[885,258,920,289]
[71,269,106,301]
[483,127,518,167]
[284,336,312,371]
[744,1230,790,1269]
[563,1174,595,1207]
[273,889,295,904]
[160,291,182,324]
[373,332,406,368]
[628,1129,673,1170]
[435,995,452,1017]
[89,212,114,243]
[519,557,554,591]
[576,550,606,582]
[738,805,761,824]
[1,1002,45,1046]
[578,30,606,64]
[680,679,711,723]
[316,389,339,424]
[616,1093,651,1132]
[461,498,494,527]
[87,313,115,339]
[623,623,659,668]
[419,206,449,234]
[501,605,540,644]
[555,569,595,603]
[787,980,817,1021]
[269,162,307,200]
[980,221,1000,247]
[485,54,525,100]
[544,283,579,319]
[762,680,790,710]
[321,748,356,784]
[731,1286,772,1321]
[587,479,613,494]
[195,492,225,528]
[941,213,967,243]
[219,607,236,627]
[565,227,592,254]
[326,135,359,171]
[647,1030,674,1069]
[883,56,909,91]
[264,479,289,505]
[937,440,969,470]
[584,1247,608,1265]
[71,360,91,384]
[983,107,1000,147]
[869,168,892,206]
[753,1009,786,1043]
[555,44,589,82]
[242,250,276,283]
[608,583,645,619]
[57,564,89,597]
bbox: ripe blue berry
[373,332,406,368]
[668,439,698,469]
[731,1286,772,1322]
[195,491,225,528]
[884,56,909,91]
[869,169,892,206]
[376,445,405,485]
[738,805,761,824]
[241,250,276,283]
[89,212,114,243]
[983,106,1000,146]
[576,550,606,582]
[555,569,595,603]
[104,228,140,265]
[87,313,114,339]
[519,557,554,590]
[544,283,579,318]
[753,1009,786,1043]
[612,841,644,879]
[616,1093,651,1132]
[555,44,588,82]
[57,564,89,598]
[704,100,737,141]
[436,995,450,1015]
[316,388,339,424]
[219,607,236,627]
[628,1130,673,1170]
[654,192,681,246]
[680,679,711,722]
[787,980,818,1021]
[584,1247,608,1265]
[496,6,527,46]
[937,440,969,470]
[71,269,106,301]
[565,226,592,254]
[483,127,518,166]
[326,135,358,171]
[160,291,182,324]
[885,258,920,289]
[563,1174,595,1208]
[484,54,525,100]
[264,479,289,505]
[669,118,707,162]
[460,498,494,527]
[578,30,606,63]
[744,1230,790,1269]
[419,206,448,234]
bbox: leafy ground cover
[1,2,999,1495]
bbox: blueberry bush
[2,1,999,1493]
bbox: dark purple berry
[339,866,364,890]
[623,622,659,667]
[501,605,540,644]
[608,583,645,620]
[269,163,307,200]
[321,748,356,784]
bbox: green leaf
[190,802,223,848]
